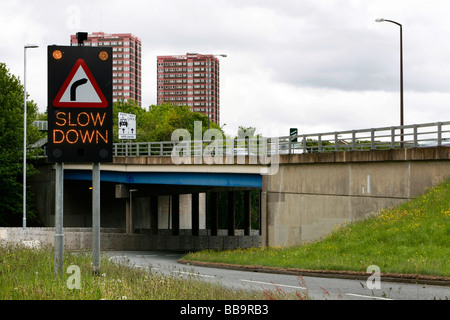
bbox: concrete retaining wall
[261,147,450,247]
[0,227,260,251]
[0,227,146,250]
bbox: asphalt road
[105,250,449,301]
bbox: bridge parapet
[32,121,449,161]
[110,145,449,167]
[110,121,449,157]
[278,146,450,164]
[113,154,272,166]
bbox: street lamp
[187,53,227,129]
[376,18,404,146]
[23,44,39,230]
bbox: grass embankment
[184,178,450,277]
[0,244,289,300]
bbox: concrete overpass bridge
[29,121,450,250]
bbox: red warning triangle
[53,58,108,108]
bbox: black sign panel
[290,128,298,143]
[48,45,112,163]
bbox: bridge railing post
[413,125,418,148]
[370,129,375,150]
[437,122,442,147]
[352,131,356,150]
[334,132,339,152]
[288,135,292,155]
[318,134,322,153]
[390,127,396,149]
[302,136,307,154]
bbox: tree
[0,63,41,226]
[112,102,224,143]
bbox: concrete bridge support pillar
[192,193,199,236]
[125,199,132,234]
[172,194,180,236]
[260,191,268,247]
[227,191,235,236]
[244,190,251,236]
[150,195,158,235]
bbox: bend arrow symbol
[70,78,88,101]
[53,59,108,108]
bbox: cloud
[1,0,449,139]
[221,63,402,137]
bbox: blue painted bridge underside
[64,170,262,188]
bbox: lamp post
[376,18,404,146]
[23,44,39,230]
[187,53,227,129]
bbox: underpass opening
[58,170,262,251]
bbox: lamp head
[375,18,385,22]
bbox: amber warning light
[53,50,63,60]
[99,51,109,61]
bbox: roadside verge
[178,259,450,287]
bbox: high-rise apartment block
[70,32,142,106]
[157,53,223,124]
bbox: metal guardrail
[114,141,178,157]
[279,121,450,154]
[32,120,48,131]
[31,121,450,157]
[113,121,450,157]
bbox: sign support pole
[92,162,101,275]
[54,162,64,275]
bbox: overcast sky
[1,0,450,137]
